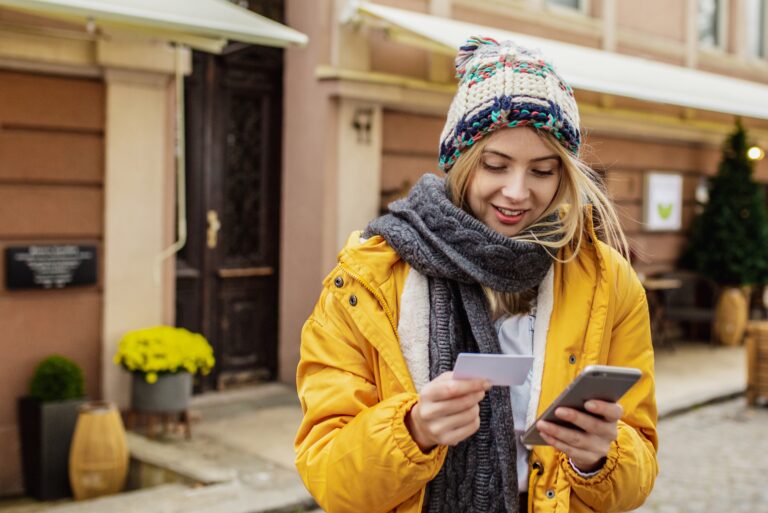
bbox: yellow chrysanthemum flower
[114,326,216,383]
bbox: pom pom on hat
[455,36,499,79]
[439,37,581,172]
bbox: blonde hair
[444,129,628,318]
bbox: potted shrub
[681,120,768,344]
[18,355,87,500]
[114,326,214,412]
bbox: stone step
[127,432,236,485]
[19,423,318,513]
[125,428,316,513]
[39,481,317,513]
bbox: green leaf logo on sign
[658,203,673,220]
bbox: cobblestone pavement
[632,398,768,513]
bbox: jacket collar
[337,231,402,307]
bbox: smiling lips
[493,205,528,224]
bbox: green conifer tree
[682,120,768,286]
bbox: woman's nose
[501,174,529,202]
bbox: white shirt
[496,312,536,491]
[496,312,602,490]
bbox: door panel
[220,91,270,266]
[217,276,277,384]
[177,43,282,390]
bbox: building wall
[0,9,181,494]
[381,111,442,198]
[280,0,338,381]
[278,0,768,382]
[0,70,104,495]
[616,0,687,42]
[589,135,720,276]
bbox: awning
[0,0,308,52]
[353,1,768,120]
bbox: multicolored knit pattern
[439,37,581,172]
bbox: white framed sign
[643,172,683,231]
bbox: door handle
[207,210,221,249]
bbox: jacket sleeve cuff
[391,394,448,467]
[561,436,621,487]
[568,457,605,478]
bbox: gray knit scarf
[364,174,556,513]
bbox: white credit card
[453,353,534,386]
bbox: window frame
[698,0,729,51]
[545,0,590,16]
[740,0,768,61]
[745,0,768,59]
[763,0,768,57]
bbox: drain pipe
[154,43,188,284]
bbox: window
[547,0,584,10]
[698,0,724,48]
[746,0,767,58]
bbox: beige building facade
[280,0,768,381]
[0,9,182,492]
[0,1,304,495]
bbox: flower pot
[17,396,86,500]
[131,372,192,412]
[746,321,768,405]
[714,287,749,346]
[68,401,128,500]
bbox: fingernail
[585,401,596,410]
[483,381,492,390]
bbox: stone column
[101,68,174,408]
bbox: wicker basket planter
[68,401,128,500]
[714,287,749,346]
[745,321,768,406]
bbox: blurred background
[1,1,767,512]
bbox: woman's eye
[532,169,555,176]
[482,162,506,171]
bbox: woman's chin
[486,218,525,237]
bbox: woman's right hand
[405,371,490,451]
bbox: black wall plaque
[5,245,97,290]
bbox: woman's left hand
[536,400,623,473]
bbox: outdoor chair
[655,270,718,346]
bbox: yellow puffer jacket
[295,224,658,513]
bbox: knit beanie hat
[438,36,581,172]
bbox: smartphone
[520,365,642,446]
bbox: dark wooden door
[176,43,283,390]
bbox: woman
[294,37,658,513]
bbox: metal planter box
[18,397,86,500]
